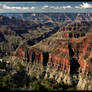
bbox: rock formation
[1,13,92,90]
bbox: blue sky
[0,2,92,13]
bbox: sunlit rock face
[77,34,92,73]
[48,40,70,73]
[16,47,43,63]
[15,32,92,75]
[14,17,92,90]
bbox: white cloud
[75,2,92,9]
[50,6,61,9]
[0,3,36,10]
[43,5,72,10]
[1,2,92,13]
[42,5,49,9]
[81,2,92,8]
[62,5,72,9]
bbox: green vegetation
[0,61,29,91]
[84,54,89,60]
[88,58,92,63]
[28,78,75,91]
[17,62,25,72]
[29,80,40,90]
[67,87,75,91]
[0,60,75,91]
[0,75,12,90]
[0,62,6,69]
[41,78,58,91]
[90,58,92,63]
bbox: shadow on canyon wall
[68,43,80,75]
[27,26,59,46]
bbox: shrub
[0,62,6,69]
[17,62,25,72]
[29,80,40,90]
[0,75,11,89]
[67,87,75,91]
[41,78,63,91]
[88,58,92,63]
[84,54,89,60]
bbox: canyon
[0,13,92,90]
[15,22,92,90]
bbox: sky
[0,2,92,13]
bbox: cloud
[43,3,92,10]
[42,5,49,9]
[62,5,72,9]
[75,2,92,9]
[1,2,92,13]
[49,6,61,9]
[42,5,72,10]
[0,3,36,10]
